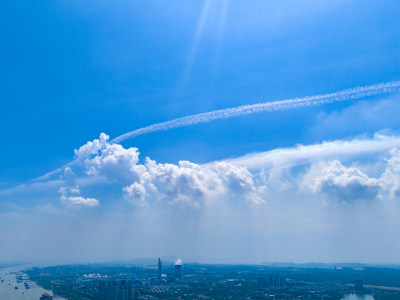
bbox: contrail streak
[112,81,400,143]
[32,80,400,182]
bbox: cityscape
[1,260,400,299]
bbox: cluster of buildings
[96,258,185,300]
[257,275,286,288]
[98,280,139,300]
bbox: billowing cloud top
[56,133,400,208]
[72,133,265,207]
[4,133,400,208]
[306,160,381,203]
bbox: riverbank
[0,264,67,300]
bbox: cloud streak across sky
[112,80,400,143]
[34,81,400,183]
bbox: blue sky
[1,0,400,263]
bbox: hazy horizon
[4,258,400,268]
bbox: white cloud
[81,135,266,207]
[74,132,109,160]
[123,182,149,207]
[59,133,400,207]
[304,160,381,203]
[380,148,400,199]
[299,148,400,203]
[58,167,99,207]
[227,133,400,170]
[123,157,265,207]
[85,143,142,185]
[61,195,99,207]
[5,133,400,208]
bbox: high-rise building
[258,275,285,288]
[258,276,267,287]
[175,264,182,279]
[98,280,134,300]
[157,258,162,280]
[174,259,182,279]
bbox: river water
[342,294,375,300]
[0,265,67,300]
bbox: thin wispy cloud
[228,133,400,169]
[113,81,400,143]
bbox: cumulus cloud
[74,133,109,160]
[9,133,400,208]
[60,194,99,207]
[304,160,381,203]
[300,148,400,203]
[67,133,400,207]
[85,143,142,185]
[123,182,149,207]
[79,134,266,207]
[58,167,99,207]
[380,148,400,199]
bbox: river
[0,264,67,300]
[342,294,375,300]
